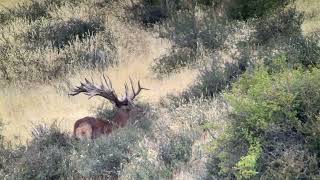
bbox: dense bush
[70,127,141,178]
[198,22,233,50]
[0,0,81,24]
[152,47,195,76]
[28,2,106,49]
[253,7,320,69]
[30,18,105,49]
[1,123,72,179]
[159,134,193,169]
[191,60,246,98]
[165,56,248,105]
[207,57,320,179]
[255,7,304,45]
[121,154,171,179]
[229,0,292,20]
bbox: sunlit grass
[296,0,320,34]
[0,0,24,8]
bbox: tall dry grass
[296,0,320,34]
[0,0,23,8]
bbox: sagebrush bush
[159,134,193,169]
[191,61,244,98]
[70,127,141,178]
[229,0,292,20]
[152,47,195,76]
[255,7,304,45]
[198,21,234,50]
[0,1,116,82]
[0,0,79,24]
[167,58,247,104]
[121,157,171,179]
[29,18,105,49]
[2,123,73,179]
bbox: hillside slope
[0,15,199,142]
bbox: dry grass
[0,17,199,143]
[0,0,23,9]
[296,0,320,34]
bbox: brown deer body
[70,75,148,139]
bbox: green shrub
[255,7,304,45]
[208,58,320,179]
[229,0,292,20]
[198,22,232,50]
[158,10,196,47]
[159,134,192,169]
[259,145,320,179]
[248,7,320,69]
[286,36,320,68]
[193,61,244,97]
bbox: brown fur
[73,106,132,139]
[74,117,113,139]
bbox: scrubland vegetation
[0,0,320,179]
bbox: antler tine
[128,79,149,101]
[129,77,135,95]
[106,75,114,90]
[124,82,129,98]
[90,77,94,84]
[70,75,125,107]
[100,76,106,91]
[138,80,150,90]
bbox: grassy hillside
[0,0,319,179]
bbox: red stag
[70,75,148,139]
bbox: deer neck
[113,109,130,127]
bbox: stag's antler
[126,77,149,101]
[70,75,148,106]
